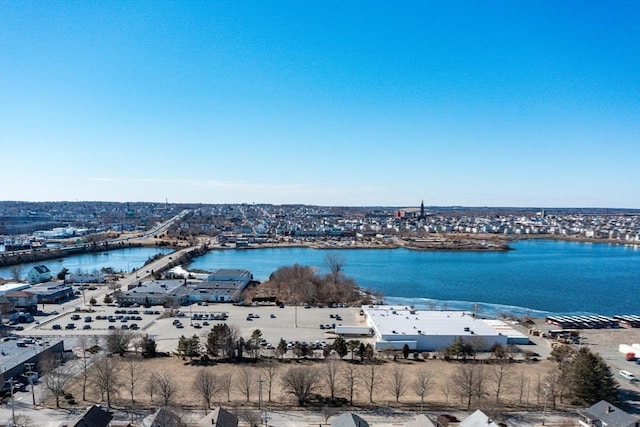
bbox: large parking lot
[14,293,372,355]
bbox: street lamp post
[8,377,16,425]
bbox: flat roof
[0,283,30,294]
[363,306,505,338]
[194,280,247,291]
[0,338,64,376]
[28,282,72,295]
[125,280,185,297]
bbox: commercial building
[120,272,253,306]
[362,305,528,351]
[120,280,188,306]
[27,281,74,304]
[0,338,64,387]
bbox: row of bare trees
[37,333,568,411]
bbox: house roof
[580,400,640,427]
[461,410,497,427]
[32,265,51,274]
[332,413,370,427]
[406,414,437,427]
[198,407,239,427]
[70,405,113,427]
[140,407,184,427]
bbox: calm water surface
[2,241,637,316]
[189,240,640,316]
[0,247,172,279]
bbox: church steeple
[420,200,425,220]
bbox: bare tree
[280,366,320,406]
[440,380,452,405]
[237,366,255,402]
[261,361,279,402]
[145,372,158,403]
[360,362,382,403]
[76,335,92,401]
[413,368,435,412]
[192,369,218,413]
[451,363,486,409]
[218,371,233,402]
[517,372,530,407]
[123,356,144,405]
[343,363,359,405]
[387,364,408,403]
[321,356,342,399]
[239,409,261,427]
[9,265,23,281]
[324,253,345,283]
[92,355,122,408]
[105,329,134,356]
[156,372,179,406]
[11,414,35,427]
[490,362,512,405]
[39,353,74,407]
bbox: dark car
[52,324,62,330]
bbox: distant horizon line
[1,200,639,212]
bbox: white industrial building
[362,305,528,351]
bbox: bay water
[0,247,173,280]
[1,241,637,317]
[188,240,640,317]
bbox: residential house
[197,407,239,427]
[579,400,640,427]
[406,415,437,427]
[332,413,370,427]
[63,404,113,427]
[140,407,185,427]
[27,265,52,284]
[460,410,498,427]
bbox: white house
[27,265,52,284]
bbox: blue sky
[1,1,639,208]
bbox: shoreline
[202,233,639,252]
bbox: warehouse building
[362,305,528,351]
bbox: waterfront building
[27,264,52,284]
[120,280,188,306]
[361,305,528,351]
[188,280,249,303]
[28,281,73,303]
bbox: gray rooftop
[580,400,640,427]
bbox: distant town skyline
[1,1,639,208]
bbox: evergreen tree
[569,347,618,404]
[402,343,410,359]
[276,338,288,359]
[332,336,348,359]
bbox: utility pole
[25,362,36,405]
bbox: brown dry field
[53,355,560,413]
